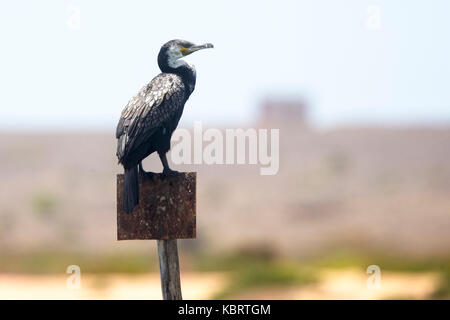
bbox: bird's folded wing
[116,74,185,161]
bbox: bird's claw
[162,168,179,175]
[142,171,157,181]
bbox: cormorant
[116,39,213,213]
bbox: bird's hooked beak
[181,43,214,56]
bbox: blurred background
[0,0,449,299]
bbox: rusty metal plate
[117,172,196,240]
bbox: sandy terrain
[0,269,440,300]
[0,272,226,300]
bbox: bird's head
[158,39,214,71]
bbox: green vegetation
[194,248,450,299]
[308,249,450,299]
[212,261,316,299]
[309,249,450,274]
[31,192,58,219]
[193,248,317,299]
[0,251,158,274]
[431,274,450,299]
[1,247,449,299]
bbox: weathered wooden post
[157,239,182,300]
[117,172,196,300]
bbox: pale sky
[0,0,449,130]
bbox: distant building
[257,98,309,129]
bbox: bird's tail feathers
[123,166,139,214]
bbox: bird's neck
[159,60,196,98]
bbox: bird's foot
[141,170,157,181]
[162,168,179,175]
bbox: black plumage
[116,39,213,213]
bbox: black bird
[116,39,213,213]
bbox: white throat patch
[167,46,185,68]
